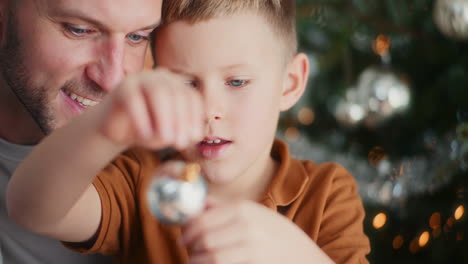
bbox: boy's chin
[180,150,236,184]
[202,167,236,185]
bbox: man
[0,0,162,263]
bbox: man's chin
[35,119,56,136]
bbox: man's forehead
[38,0,161,31]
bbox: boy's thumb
[204,195,224,210]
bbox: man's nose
[86,38,125,93]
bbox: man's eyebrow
[139,22,161,31]
[49,8,160,32]
[50,8,107,28]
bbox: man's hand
[181,198,334,264]
[98,69,204,150]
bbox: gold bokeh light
[373,212,387,229]
[285,127,300,142]
[418,231,430,247]
[455,205,464,220]
[298,108,315,125]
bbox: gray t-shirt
[0,138,111,264]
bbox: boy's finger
[188,218,244,254]
[173,86,190,149]
[124,83,153,140]
[100,101,130,143]
[101,77,152,143]
[157,67,191,84]
[181,200,234,246]
[142,80,173,146]
[204,195,225,210]
[189,245,248,264]
[188,88,204,143]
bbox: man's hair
[159,0,297,57]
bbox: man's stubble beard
[0,8,105,136]
[0,8,55,135]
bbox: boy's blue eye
[186,80,198,88]
[228,80,248,87]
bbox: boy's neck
[209,153,280,202]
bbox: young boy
[7,0,370,263]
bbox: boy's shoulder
[97,147,162,185]
[113,147,170,168]
[300,159,356,186]
[120,147,162,163]
[271,139,359,205]
[274,139,357,189]
[288,160,370,264]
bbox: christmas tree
[286,0,468,263]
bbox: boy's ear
[279,53,310,111]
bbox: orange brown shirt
[67,139,370,263]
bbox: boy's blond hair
[159,0,298,58]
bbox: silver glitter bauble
[356,66,411,127]
[334,67,410,128]
[146,161,207,225]
[434,0,468,40]
[334,87,367,127]
[334,67,411,127]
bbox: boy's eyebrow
[166,68,194,80]
[166,64,255,78]
[48,7,160,32]
[221,63,254,71]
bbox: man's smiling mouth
[63,89,101,108]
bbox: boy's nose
[206,112,222,123]
[204,95,224,123]
[86,39,126,93]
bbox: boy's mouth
[196,137,232,159]
[199,138,230,146]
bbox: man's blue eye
[71,28,86,35]
[65,25,91,36]
[128,34,147,44]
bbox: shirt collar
[0,137,34,162]
[263,139,310,207]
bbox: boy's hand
[98,69,204,150]
[181,198,334,264]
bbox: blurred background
[282,0,468,263]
